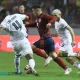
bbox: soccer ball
[24,65,32,74]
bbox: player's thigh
[44,38,55,55]
[64,44,73,56]
[13,38,33,56]
[33,39,41,48]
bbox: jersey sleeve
[61,19,69,28]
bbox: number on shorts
[12,20,21,30]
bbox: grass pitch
[0,52,80,80]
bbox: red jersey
[26,13,56,39]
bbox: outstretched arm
[67,26,76,46]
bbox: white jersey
[54,18,72,44]
[1,14,28,42]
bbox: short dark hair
[32,5,41,9]
[0,8,8,18]
[0,8,7,14]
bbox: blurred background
[0,0,80,52]
[0,0,80,35]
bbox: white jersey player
[52,9,80,70]
[0,9,38,75]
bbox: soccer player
[19,5,49,59]
[26,5,72,75]
[52,9,80,69]
[18,4,32,35]
[0,9,38,75]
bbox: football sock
[66,57,75,65]
[54,57,67,70]
[33,47,48,59]
[14,55,20,73]
[29,59,35,69]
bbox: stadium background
[0,0,80,52]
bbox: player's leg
[12,42,22,74]
[32,39,48,59]
[57,43,78,57]
[14,54,21,74]
[76,52,80,60]
[59,44,80,69]
[21,38,38,75]
[13,38,38,75]
[49,51,72,75]
[43,38,71,74]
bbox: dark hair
[0,9,8,18]
[32,5,41,9]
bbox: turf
[0,52,80,80]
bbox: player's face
[19,5,25,13]
[53,14,59,21]
[32,8,42,17]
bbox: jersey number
[12,20,21,30]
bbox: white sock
[14,55,21,72]
[29,59,35,70]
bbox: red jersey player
[18,5,32,35]
[26,5,72,75]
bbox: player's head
[19,5,25,13]
[0,8,8,19]
[52,9,61,20]
[32,5,42,17]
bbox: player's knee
[50,52,57,58]
[57,51,63,57]
[32,45,36,49]
[25,54,33,60]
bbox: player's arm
[43,14,56,28]
[25,22,37,28]
[67,26,76,46]
[67,26,75,41]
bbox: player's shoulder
[2,15,10,22]
[60,18,67,23]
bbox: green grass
[0,52,80,80]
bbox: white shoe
[44,57,52,67]
[64,68,72,75]
[31,68,39,76]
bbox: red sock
[33,47,48,59]
[54,57,67,70]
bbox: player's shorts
[11,38,33,57]
[33,37,55,55]
[59,43,74,56]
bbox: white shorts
[59,43,74,56]
[11,38,33,57]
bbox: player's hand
[25,22,29,25]
[71,41,76,47]
[46,23,51,28]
